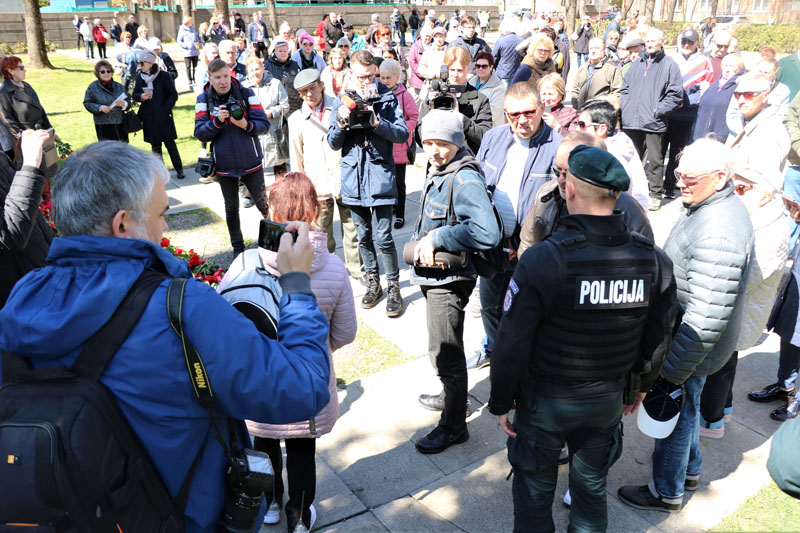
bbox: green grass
[334,318,414,386]
[22,53,200,170]
[714,482,800,531]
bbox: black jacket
[409,11,421,29]
[0,154,52,307]
[620,48,684,133]
[456,84,493,155]
[324,21,344,48]
[132,68,178,144]
[0,82,51,135]
[265,53,303,115]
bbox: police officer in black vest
[488,145,677,532]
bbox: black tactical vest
[532,225,660,387]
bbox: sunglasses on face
[674,169,719,186]
[680,39,695,45]
[98,69,113,74]
[475,63,491,69]
[551,165,568,178]
[734,90,767,100]
[577,120,600,129]
[505,109,538,121]
[17,65,25,71]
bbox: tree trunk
[666,0,679,22]
[22,0,53,69]
[645,0,655,23]
[566,0,578,33]
[531,0,537,15]
[214,0,228,24]
[180,0,191,20]
[710,0,719,17]
[265,0,279,37]
[622,0,634,19]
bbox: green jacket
[777,52,800,102]
[785,91,800,167]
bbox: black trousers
[97,42,107,58]
[218,169,269,255]
[663,118,695,195]
[394,163,407,218]
[95,123,128,143]
[150,140,183,174]
[184,56,198,84]
[254,437,316,533]
[625,128,667,199]
[422,280,475,434]
[700,351,738,426]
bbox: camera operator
[410,110,500,454]
[327,50,409,317]
[420,46,493,155]
[195,58,270,256]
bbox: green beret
[567,145,630,192]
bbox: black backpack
[0,270,201,532]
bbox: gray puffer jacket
[83,79,127,125]
[661,180,754,384]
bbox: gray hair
[53,142,170,237]
[379,58,402,78]
[646,28,665,43]
[218,40,236,53]
[736,71,771,92]
[680,138,734,179]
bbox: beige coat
[288,93,342,199]
[727,106,791,190]
[569,57,622,109]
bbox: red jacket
[93,25,108,43]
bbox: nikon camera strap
[167,278,238,464]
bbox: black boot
[386,280,403,317]
[361,274,383,309]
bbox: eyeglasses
[577,120,601,129]
[674,169,720,186]
[551,165,568,178]
[98,69,113,74]
[680,39,696,45]
[734,183,754,195]
[734,90,767,100]
[505,108,539,121]
[17,65,25,71]
[475,63,491,69]
[212,22,219,25]
[339,45,350,49]
[534,48,552,54]
[355,73,375,81]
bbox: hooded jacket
[194,77,270,178]
[469,72,506,127]
[0,236,331,531]
[327,82,409,207]
[246,230,356,439]
[448,34,491,71]
[620,48,684,133]
[265,52,303,114]
[661,180,754,384]
[411,147,501,286]
[492,32,523,79]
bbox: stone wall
[0,4,501,50]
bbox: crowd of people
[1,6,800,533]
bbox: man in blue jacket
[328,50,409,317]
[195,58,270,256]
[470,82,560,370]
[620,28,683,212]
[0,141,332,532]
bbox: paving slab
[325,511,388,532]
[372,496,463,532]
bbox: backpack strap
[70,269,168,379]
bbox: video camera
[337,83,382,130]
[427,64,468,111]
[220,448,275,533]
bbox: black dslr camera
[428,64,468,111]
[338,83,382,130]
[224,99,245,121]
[220,448,275,533]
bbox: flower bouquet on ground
[160,237,226,287]
[38,199,57,235]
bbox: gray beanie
[420,110,465,147]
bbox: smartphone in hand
[258,219,298,252]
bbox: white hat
[637,377,684,439]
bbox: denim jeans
[510,393,623,533]
[349,204,399,281]
[652,374,706,500]
[778,338,800,389]
[422,280,475,434]
[784,166,800,252]
[479,270,513,356]
[576,53,587,67]
[411,29,418,42]
[700,352,737,428]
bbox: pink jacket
[246,230,357,439]
[392,84,419,165]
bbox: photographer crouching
[420,46,493,155]
[408,110,500,454]
[327,50,409,317]
[195,58,270,256]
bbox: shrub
[736,24,800,53]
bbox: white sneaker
[263,501,281,524]
[292,504,316,532]
[563,489,572,508]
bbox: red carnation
[161,237,170,247]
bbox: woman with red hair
[244,172,356,532]
[0,56,52,145]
